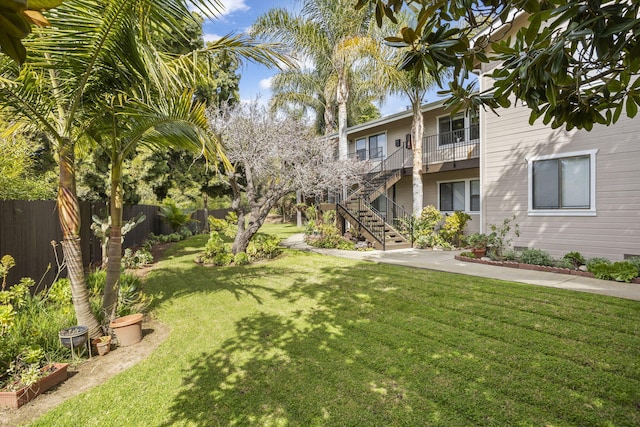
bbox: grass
[30,226,640,426]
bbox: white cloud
[259,77,273,90]
[218,0,250,17]
[189,0,249,19]
[203,33,223,42]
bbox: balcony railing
[423,124,480,165]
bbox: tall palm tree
[251,0,384,158]
[0,0,286,337]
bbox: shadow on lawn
[149,246,640,426]
[157,261,429,426]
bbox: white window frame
[352,132,387,160]
[527,149,597,216]
[436,110,480,148]
[437,178,481,214]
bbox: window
[528,150,597,216]
[353,133,386,160]
[470,179,480,212]
[438,114,465,145]
[355,138,366,160]
[368,133,386,159]
[438,109,480,146]
[439,179,480,212]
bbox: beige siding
[482,90,640,260]
[347,106,451,159]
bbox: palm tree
[0,0,287,337]
[251,0,384,158]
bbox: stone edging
[454,255,640,284]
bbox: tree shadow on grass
[155,252,640,427]
[157,261,459,427]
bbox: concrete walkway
[282,234,640,302]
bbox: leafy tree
[0,129,56,200]
[209,102,366,254]
[0,0,287,336]
[252,0,385,158]
[0,0,62,65]
[356,0,640,131]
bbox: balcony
[423,124,480,167]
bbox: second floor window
[438,110,479,146]
[355,133,386,160]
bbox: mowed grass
[31,229,640,426]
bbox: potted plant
[58,325,89,354]
[0,347,69,409]
[468,233,490,258]
[91,335,112,356]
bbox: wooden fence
[0,200,229,289]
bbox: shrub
[158,201,194,233]
[487,215,520,260]
[234,252,250,266]
[563,251,586,269]
[208,216,228,232]
[47,279,72,305]
[459,251,476,258]
[203,231,229,260]
[248,233,282,259]
[440,211,472,247]
[589,261,638,282]
[305,223,354,250]
[122,248,153,269]
[519,248,554,266]
[626,257,640,275]
[586,257,611,271]
[610,262,639,282]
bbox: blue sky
[201,0,448,117]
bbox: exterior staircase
[336,147,413,250]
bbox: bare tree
[209,102,364,253]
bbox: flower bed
[454,255,640,284]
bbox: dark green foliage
[563,251,586,269]
[626,257,640,275]
[586,257,611,271]
[158,202,194,232]
[589,261,639,283]
[519,248,554,266]
[359,0,640,131]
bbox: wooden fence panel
[0,201,234,288]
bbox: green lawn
[31,229,640,426]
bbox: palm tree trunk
[337,74,349,160]
[58,141,102,338]
[411,98,424,216]
[103,161,123,321]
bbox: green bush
[563,251,586,269]
[626,257,640,275]
[248,233,282,259]
[158,201,194,233]
[586,257,611,270]
[233,252,250,266]
[589,261,638,282]
[122,248,153,269]
[440,211,471,247]
[519,248,554,266]
[208,216,228,232]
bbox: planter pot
[0,363,69,409]
[110,313,143,347]
[92,336,112,356]
[471,248,486,258]
[58,326,88,351]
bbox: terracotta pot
[0,363,68,409]
[92,336,112,356]
[471,248,486,258]
[110,313,143,347]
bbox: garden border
[454,255,640,284]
